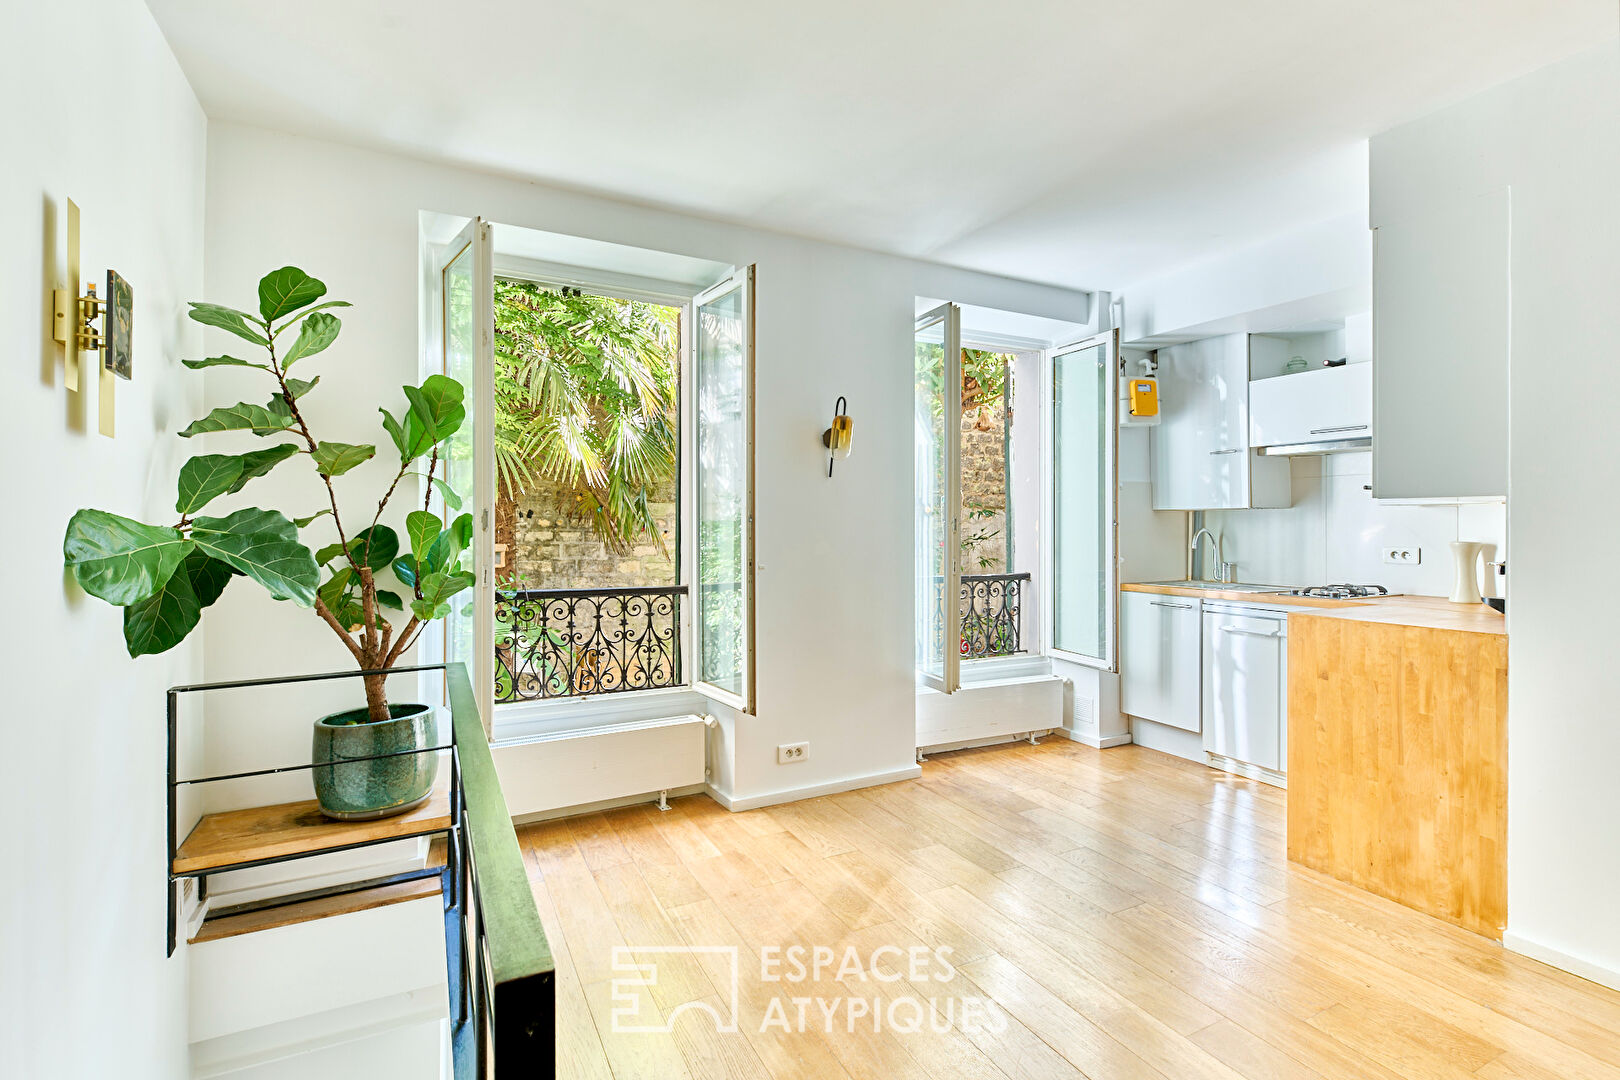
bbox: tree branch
[382,615,422,668]
[314,598,364,663]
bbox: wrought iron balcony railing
[935,572,1031,659]
[496,585,685,703]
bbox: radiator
[492,714,711,817]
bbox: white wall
[1371,44,1620,985]
[0,1,207,1075]
[1119,205,1371,345]
[1206,453,1506,594]
[197,122,1093,811]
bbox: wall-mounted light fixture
[50,199,131,436]
[821,395,853,477]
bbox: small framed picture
[105,269,133,380]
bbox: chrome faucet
[1190,527,1222,582]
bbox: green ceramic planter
[311,703,439,821]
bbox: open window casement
[915,302,963,694]
[690,265,757,714]
[425,216,496,730]
[1044,327,1119,671]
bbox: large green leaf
[411,568,474,622]
[317,565,353,609]
[433,512,474,573]
[405,510,440,567]
[379,407,412,463]
[402,375,466,447]
[312,441,375,477]
[188,302,268,347]
[314,524,397,572]
[63,510,187,606]
[190,508,317,605]
[282,312,341,367]
[175,444,299,514]
[292,509,332,528]
[258,267,326,323]
[275,299,352,331]
[121,549,234,657]
[185,550,236,608]
[375,589,404,611]
[420,474,463,511]
[122,561,198,658]
[349,524,399,572]
[179,400,295,438]
[181,355,270,372]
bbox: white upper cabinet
[1249,363,1372,448]
[1150,335,1290,510]
[1371,188,1510,498]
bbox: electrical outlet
[777,742,809,764]
[1382,547,1420,565]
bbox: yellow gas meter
[1127,378,1159,418]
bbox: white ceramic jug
[1449,541,1485,604]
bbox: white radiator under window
[492,714,711,817]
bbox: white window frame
[1042,328,1120,672]
[690,265,757,715]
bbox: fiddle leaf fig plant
[63,266,474,724]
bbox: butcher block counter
[1286,599,1507,939]
[1120,583,1508,938]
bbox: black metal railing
[934,572,1031,659]
[165,663,555,1076]
[496,585,685,703]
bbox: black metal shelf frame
[165,661,556,1075]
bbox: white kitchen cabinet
[1150,335,1289,510]
[1119,591,1201,733]
[1371,187,1509,498]
[1201,602,1287,778]
[1248,363,1372,449]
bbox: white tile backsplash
[1207,452,1506,596]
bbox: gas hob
[1277,584,1397,600]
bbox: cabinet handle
[1151,601,1195,610]
[1307,424,1368,435]
[1218,625,1282,637]
[1209,447,1243,455]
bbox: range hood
[1256,434,1371,457]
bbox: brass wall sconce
[821,396,853,477]
[50,199,131,436]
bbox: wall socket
[777,742,809,764]
[1382,547,1421,565]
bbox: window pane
[914,321,948,680]
[441,240,477,675]
[1053,343,1107,659]
[696,284,746,695]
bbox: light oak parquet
[516,740,1618,1080]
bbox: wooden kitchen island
[1286,596,1508,938]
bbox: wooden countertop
[1121,582,1505,635]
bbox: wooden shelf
[190,841,447,944]
[173,782,452,875]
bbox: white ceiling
[147,0,1615,292]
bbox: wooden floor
[517,739,1620,1080]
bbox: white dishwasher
[1201,599,1289,786]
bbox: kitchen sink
[1142,581,1288,593]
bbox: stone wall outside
[496,475,677,591]
[961,398,1009,574]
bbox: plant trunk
[363,671,390,724]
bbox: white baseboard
[1503,932,1620,993]
[510,783,707,825]
[709,764,922,812]
[1055,727,1132,749]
